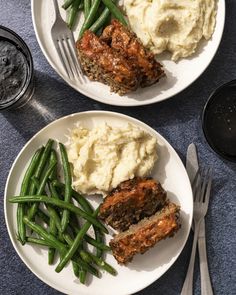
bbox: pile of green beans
[10,139,115,284]
[62,0,127,38]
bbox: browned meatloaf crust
[99,177,167,232]
[109,202,180,264]
[76,20,164,95]
[100,19,165,87]
[76,30,139,95]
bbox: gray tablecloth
[0,1,235,294]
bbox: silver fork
[51,0,84,82]
[181,167,213,295]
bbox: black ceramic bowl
[202,80,236,162]
[0,26,34,110]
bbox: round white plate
[31,0,225,106]
[5,111,193,295]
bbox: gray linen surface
[0,1,235,294]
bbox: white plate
[4,111,193,295]
[31,0,225,106]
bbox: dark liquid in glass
[0,40,29,104]
[203,81,236,162]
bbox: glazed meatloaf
[76,20,164,95]
[99,177,167,232]
[100,20,165,87]
[76,30,139,95]
[110,202,180,264]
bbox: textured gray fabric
[0,1,235,294]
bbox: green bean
[79,2,84,10]
[31,176,39,189]
[94,230,104,258]
[89,6,110,33]
[27,161,56,220]
[62,232,87,283]
[48,150,58,181]
[84,0,91,19]
[53,181,108,254]
[49,181,61,200]
[64,0,83,11]
[72,261,81,279]
[86,251,116,275]
[71,189,104,257]
[36,161,56,195]
[73,258,99,277]
[101,0,127,26]
[25,237,54,247]
[68,0,82,30]
[48,208,58,265]
[62,0,75,10]
[87,235,110,251]
[59,143,72,233]
[79,268,86,284]
[10,196,108,233]
[79,250,93,264]
[64,233,113,276]
[53,181,93,214]
[23,217,98,277]
[69,218,110,250]
[55,207,99,273]
[20,148,44,196]
[17,147,44,245]
[28,139,54,195]
[78,0,101,38]
[23,216,67,255]
[36,208,50,224]
[63,230,98,278]
[37,206,64,242]
[48,217,57,264]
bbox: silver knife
[186,143,213,295]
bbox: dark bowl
[202,80,236,162]
[0,26,34,110]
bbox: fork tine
[192,169,201,201]
[54,40,71,78]
[60,39,75,79]
[65,37,83,82]
[194,178,202,202]
[192,169,200,195]
[199,167,209,203]
[69,38,87,83]
[203,167,213,207]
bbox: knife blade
[186,143,213,295]
[186,143,199,184]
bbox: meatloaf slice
[109,202,180,264]
[76,30,139,95]
[100,19,165,87]
[99,177,167,232]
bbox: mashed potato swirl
[67,123,158,195]
[124,0,216,61]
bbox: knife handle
[198,223,214,295]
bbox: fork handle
[52,0,62,18]
[198,233,214,294]
[181,222,200,295]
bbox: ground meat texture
[100,20,165,87]
[99,177,167,231]
[76,21,165,95]
[109,202,180,264]
[76,30,139,95]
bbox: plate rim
[31,0,225,107]
[4,110,193,294]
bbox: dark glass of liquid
[0,26,34,110]
[202,80,236,162]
